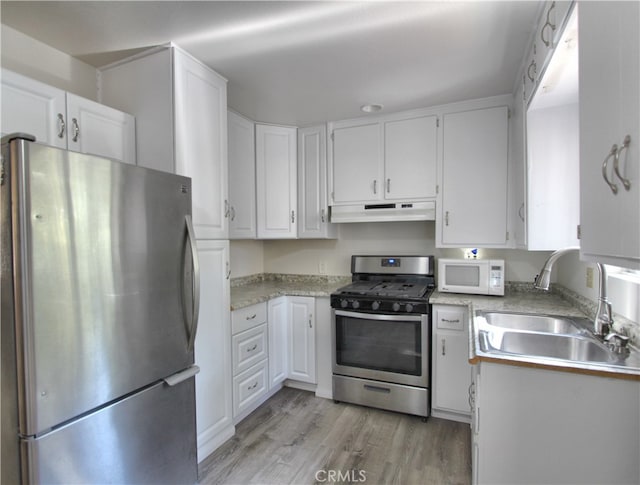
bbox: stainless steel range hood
[330,201,435,223]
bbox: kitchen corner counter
[430,285,640,381]
[430,286,585,317]
[230,274,350,311]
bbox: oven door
[332,309,429,388]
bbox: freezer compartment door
[21,376,197,485]
[10,141,197,435]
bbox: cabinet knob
[291,210,295,223]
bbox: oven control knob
[392,302,401,312]
[371,301,380,311]
[405,303,414,313]
[340,299,349,309]
[352,300,360,309]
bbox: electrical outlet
[319,261,327,275]
[586,267,594,289]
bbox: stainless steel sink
[480,331,615,363]
[478,311,586,334]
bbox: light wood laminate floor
[199,387,471,485]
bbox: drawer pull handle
[442,318,460,324]
[247,344,258,352]
[246,314,257,320]
[248,382,258,390]
[363,384,390,394]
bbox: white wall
[259,221,551,282]
[557,253,640,324]
[1,25,98,100]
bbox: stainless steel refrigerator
[1,134,201,484]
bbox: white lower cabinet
[288,296,316,384]
[268,297,289,389]
[431,305,471,422]
[194,240,233,463]
[472,362,640,485]
[231,302,269,421]
[233,360,269,418]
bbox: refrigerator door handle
[185,215,200,352]
[163,365,200,387]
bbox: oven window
[335,315,422,376]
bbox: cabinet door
[440,106,509,247]
[1,69,66,148]
[228,110,256,239]
[298,125,337,239]
[66,93,136,164]
[432,306,471,419]
[194,240,233,462]
[268,297,288,389]
[255,124,297,239]
[384,115,437,200]
[510,77,527,248]
[330,122,383,204]
[579,2,639,268]
[288,297,316,384]
[174,50,229,240]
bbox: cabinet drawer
[232,324,268,375]
[232,302,267,334]
[435,308,466,331]
[233,360,268,417]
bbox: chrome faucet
[533,247,614,338]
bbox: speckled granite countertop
[230,274,350,311]
[430,287,585,317]
[431,284,640,380]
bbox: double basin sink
[476,311,617,364]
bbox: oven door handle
[334,310,423,322]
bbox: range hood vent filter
[330,201,435,223]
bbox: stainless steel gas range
[330,255,435,417]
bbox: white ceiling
[0,1,541,125]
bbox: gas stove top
[330,255,435,314]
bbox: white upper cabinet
[438,105,509,247]
[2,69,135,164]
[173,50,229,240]
[228,110,257,239]
[297,125,337,239]
[330,121,382,204]
[579,2,639,268]
[384,115,438,200]
[516,4,579,251]
[65,93,136,164]
[328,112,437,205]
[99,45,229,240]
[255,124,297,239]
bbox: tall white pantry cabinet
[99,44,234,462]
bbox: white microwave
[438,258,505,296]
